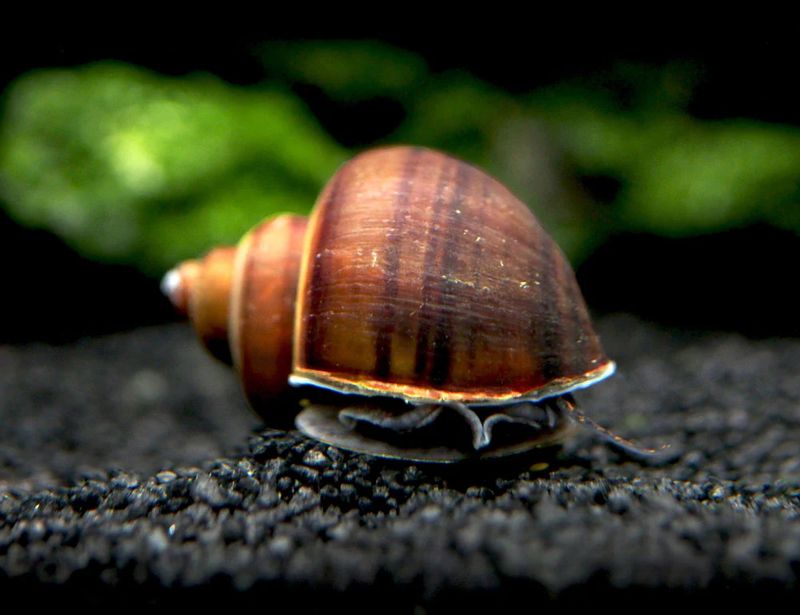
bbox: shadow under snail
[163,146,659,463]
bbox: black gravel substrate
[1,315,799,610]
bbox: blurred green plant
[261,42,800,259]
[2,45,800,276]
[527,79,800,240]
[0,63,346,273]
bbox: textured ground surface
[1,315,799,610]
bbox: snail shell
[291,146,614,404]
[165,146,640,462]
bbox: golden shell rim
[289,360,616,407]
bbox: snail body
[166,146,650,462]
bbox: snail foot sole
[295,401,575,463]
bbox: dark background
[2,28,799,343]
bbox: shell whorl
[292,146,613,405]
[229,214,308,409]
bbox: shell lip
[289,360,616,407]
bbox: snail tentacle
[558,395,669,461]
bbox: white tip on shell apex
[160,268,183,307]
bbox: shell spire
[291,146,613,405]
[163,215,308,410]
[163,246,237,364]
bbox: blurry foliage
[2,43,800,275]
[528,78,800,240]
[0,63,346,273]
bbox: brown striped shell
[291,146,614,406]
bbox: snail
[163,146,657,462]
